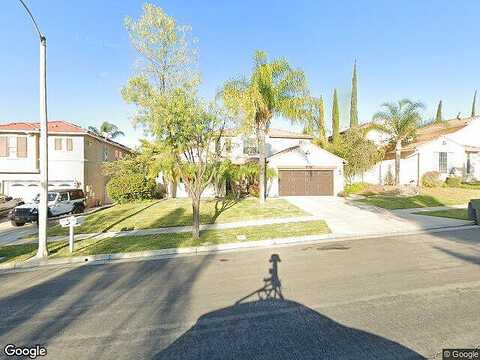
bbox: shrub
[106,173,156,203]
[384,171,395,186]
[344,182,371,195]
[445,176,462,188]
[421,171,442,188]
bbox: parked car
[8,189,86,227]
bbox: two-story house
[355,116,480,185]
[0,120,132,207]
[175,128,345,197]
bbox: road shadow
[154,254,424,360]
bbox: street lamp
[18,0,49,257]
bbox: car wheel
[73,204,85,214]
[11,220,25,227]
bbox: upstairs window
[225,139,232,153]
[439,152,448,173]
[54,138,63,151]
[243,138,258,155]
[66,138,73,152]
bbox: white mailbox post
[59,216,85,253]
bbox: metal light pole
[18,0,49,257]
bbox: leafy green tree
[350,60,358,128]
[221,50,309,203]
[303,96,327,147]
[332,89,340,144]
[89,121,125,139]
[371,99,424,185]
[472,90,477,117]
[124,3,198,93]
[435,100,443,123]
[328,129,384,184]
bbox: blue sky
[2,0,480,147]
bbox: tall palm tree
[221,50,309,202]
[371,99,424,185]
[89,121,125,139]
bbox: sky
[2,0,480,148]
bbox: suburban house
[357,116,480,185]
[175,128,345,197]
[0,120,132,207]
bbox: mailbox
[59,216,85,253]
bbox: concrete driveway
[0,220,37,246]
[284,196,474,236]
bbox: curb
[0,224,478,273]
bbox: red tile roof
[0,120,86,133]
[0,120,132,152]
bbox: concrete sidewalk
[284,196,472,236]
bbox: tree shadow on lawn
[154,254,423,360]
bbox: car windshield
[33,193,58,203]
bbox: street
[0,228,479,359]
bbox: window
[69,189,84,200]
[0,136,8,157]
[439,152,448,173]
[243,138,258,155]
[104,148,108,161]
[66,138,73,151]
[16,137,27,158]
[59,193,69,201]
[225,139,232,153]
[54,138,63,151]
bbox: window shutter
[17,137,27,158]
[0,137,8,157]
[66,138,73,151]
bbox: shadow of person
[154,254,424,360]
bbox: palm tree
[89,121,125,139]
[371,99,424,185]
[221,50,309,202]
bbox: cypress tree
[435,100,443,123]
[332,89,340,144]
[349,60,358,128]
[472,90,477,117]
[318,96,327,147]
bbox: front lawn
[413,209,469,220]
[47,198,307,236]
[0,220,329,264]
[356,187,480,210]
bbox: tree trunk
[192,196,201,241]
[395,140,401,186]
[258,129,267,203]
[169,180,177,198]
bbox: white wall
[0,134,38,172]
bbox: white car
[8,189,86,227]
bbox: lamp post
[18,0,49,257]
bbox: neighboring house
[175,128,345,197]
[356,117,480,185]
[0,120,132,207]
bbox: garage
[279,169,334,196]
[4,180,77,202]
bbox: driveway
[284,196,473,236]
[0,220,38,246]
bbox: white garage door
[7,182,41,202]
[5,181,77,202]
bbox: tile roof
[0,120,132,151]
[383,117,475,159]
[0,120,86,133]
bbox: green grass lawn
[356,187,480,210]
[413,208,469,220]
[1,220,329,264]
[47,198,307,236]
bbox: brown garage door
[279,169,334,196]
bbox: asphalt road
[0,228,479,359]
